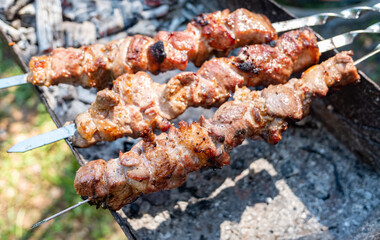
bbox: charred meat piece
[27,9,276,89]
[72,28,319,147]
[74,51,359,210]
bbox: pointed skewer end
[30,198,91,230]
[354,43,380,65]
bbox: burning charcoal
[168,16,185,32]
[66,100,89,122]
[143,0,178,7]
[130,0,143,14]
[180,8,195,21]
[185,2,199,15]
[18,3,35,27]
[22,27,37,45]
[78,138,134,161]
[142,191,171,206]
[16,38,27,50]
[126,19,158,36]
[141,4,170,19]
[195,3,205,14]
[57,85,78,101]
[94,8,126,37]
[18,3,35,16]
[76,87,96,105]
[56,101,69,122]
[11,19,21,29]
[62,1,96,22]
[96,31,128,44]
[36,0,64,53]
[0,0,15,14]
[144,0,163,7]
[127,203,140,217]
[115,1,140,27]
[95,0,113,19]
[0,19,20,41]
[5,0,29,20]
[63,21,96,47]
[16,28,37,60]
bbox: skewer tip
[30,198,90,230]
[354,43,380,65]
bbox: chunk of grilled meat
[27,9,276,90]
[72,28,319,147]
[74,51,359,210]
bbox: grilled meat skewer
[28,9,276,90]
[3,5,380,91]
[74,51,360,210]
[13,22,380,152]
[72,28,319,147]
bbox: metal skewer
[7,22,380,153]
[30,198,90,230]
[0,4,379,90]
[354,43,380,65]
[272,3,380,32]
[28,44,380,230]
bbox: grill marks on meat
[27,9,276,89]
[74,51,360,210]
[72,29,319,147]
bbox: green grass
[0,42,123,239]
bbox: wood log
[36,0,64,53]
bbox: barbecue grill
[1,0,380,239]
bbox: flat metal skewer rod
[272,3,380,32]
[7,123,76,153]
[354,43,380,65]
[0,73,28,89]
[30,199,90,230]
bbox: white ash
[141,4,170,19]
[126,19,158,36]
[18,3,35,17]
[63,21,97,47]
[0,0,189,59]
[168,16,185,32]
[0,18,21,41]
[96,31,129,44]
[0,0,15,13]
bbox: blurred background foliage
[0,41,124,239]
